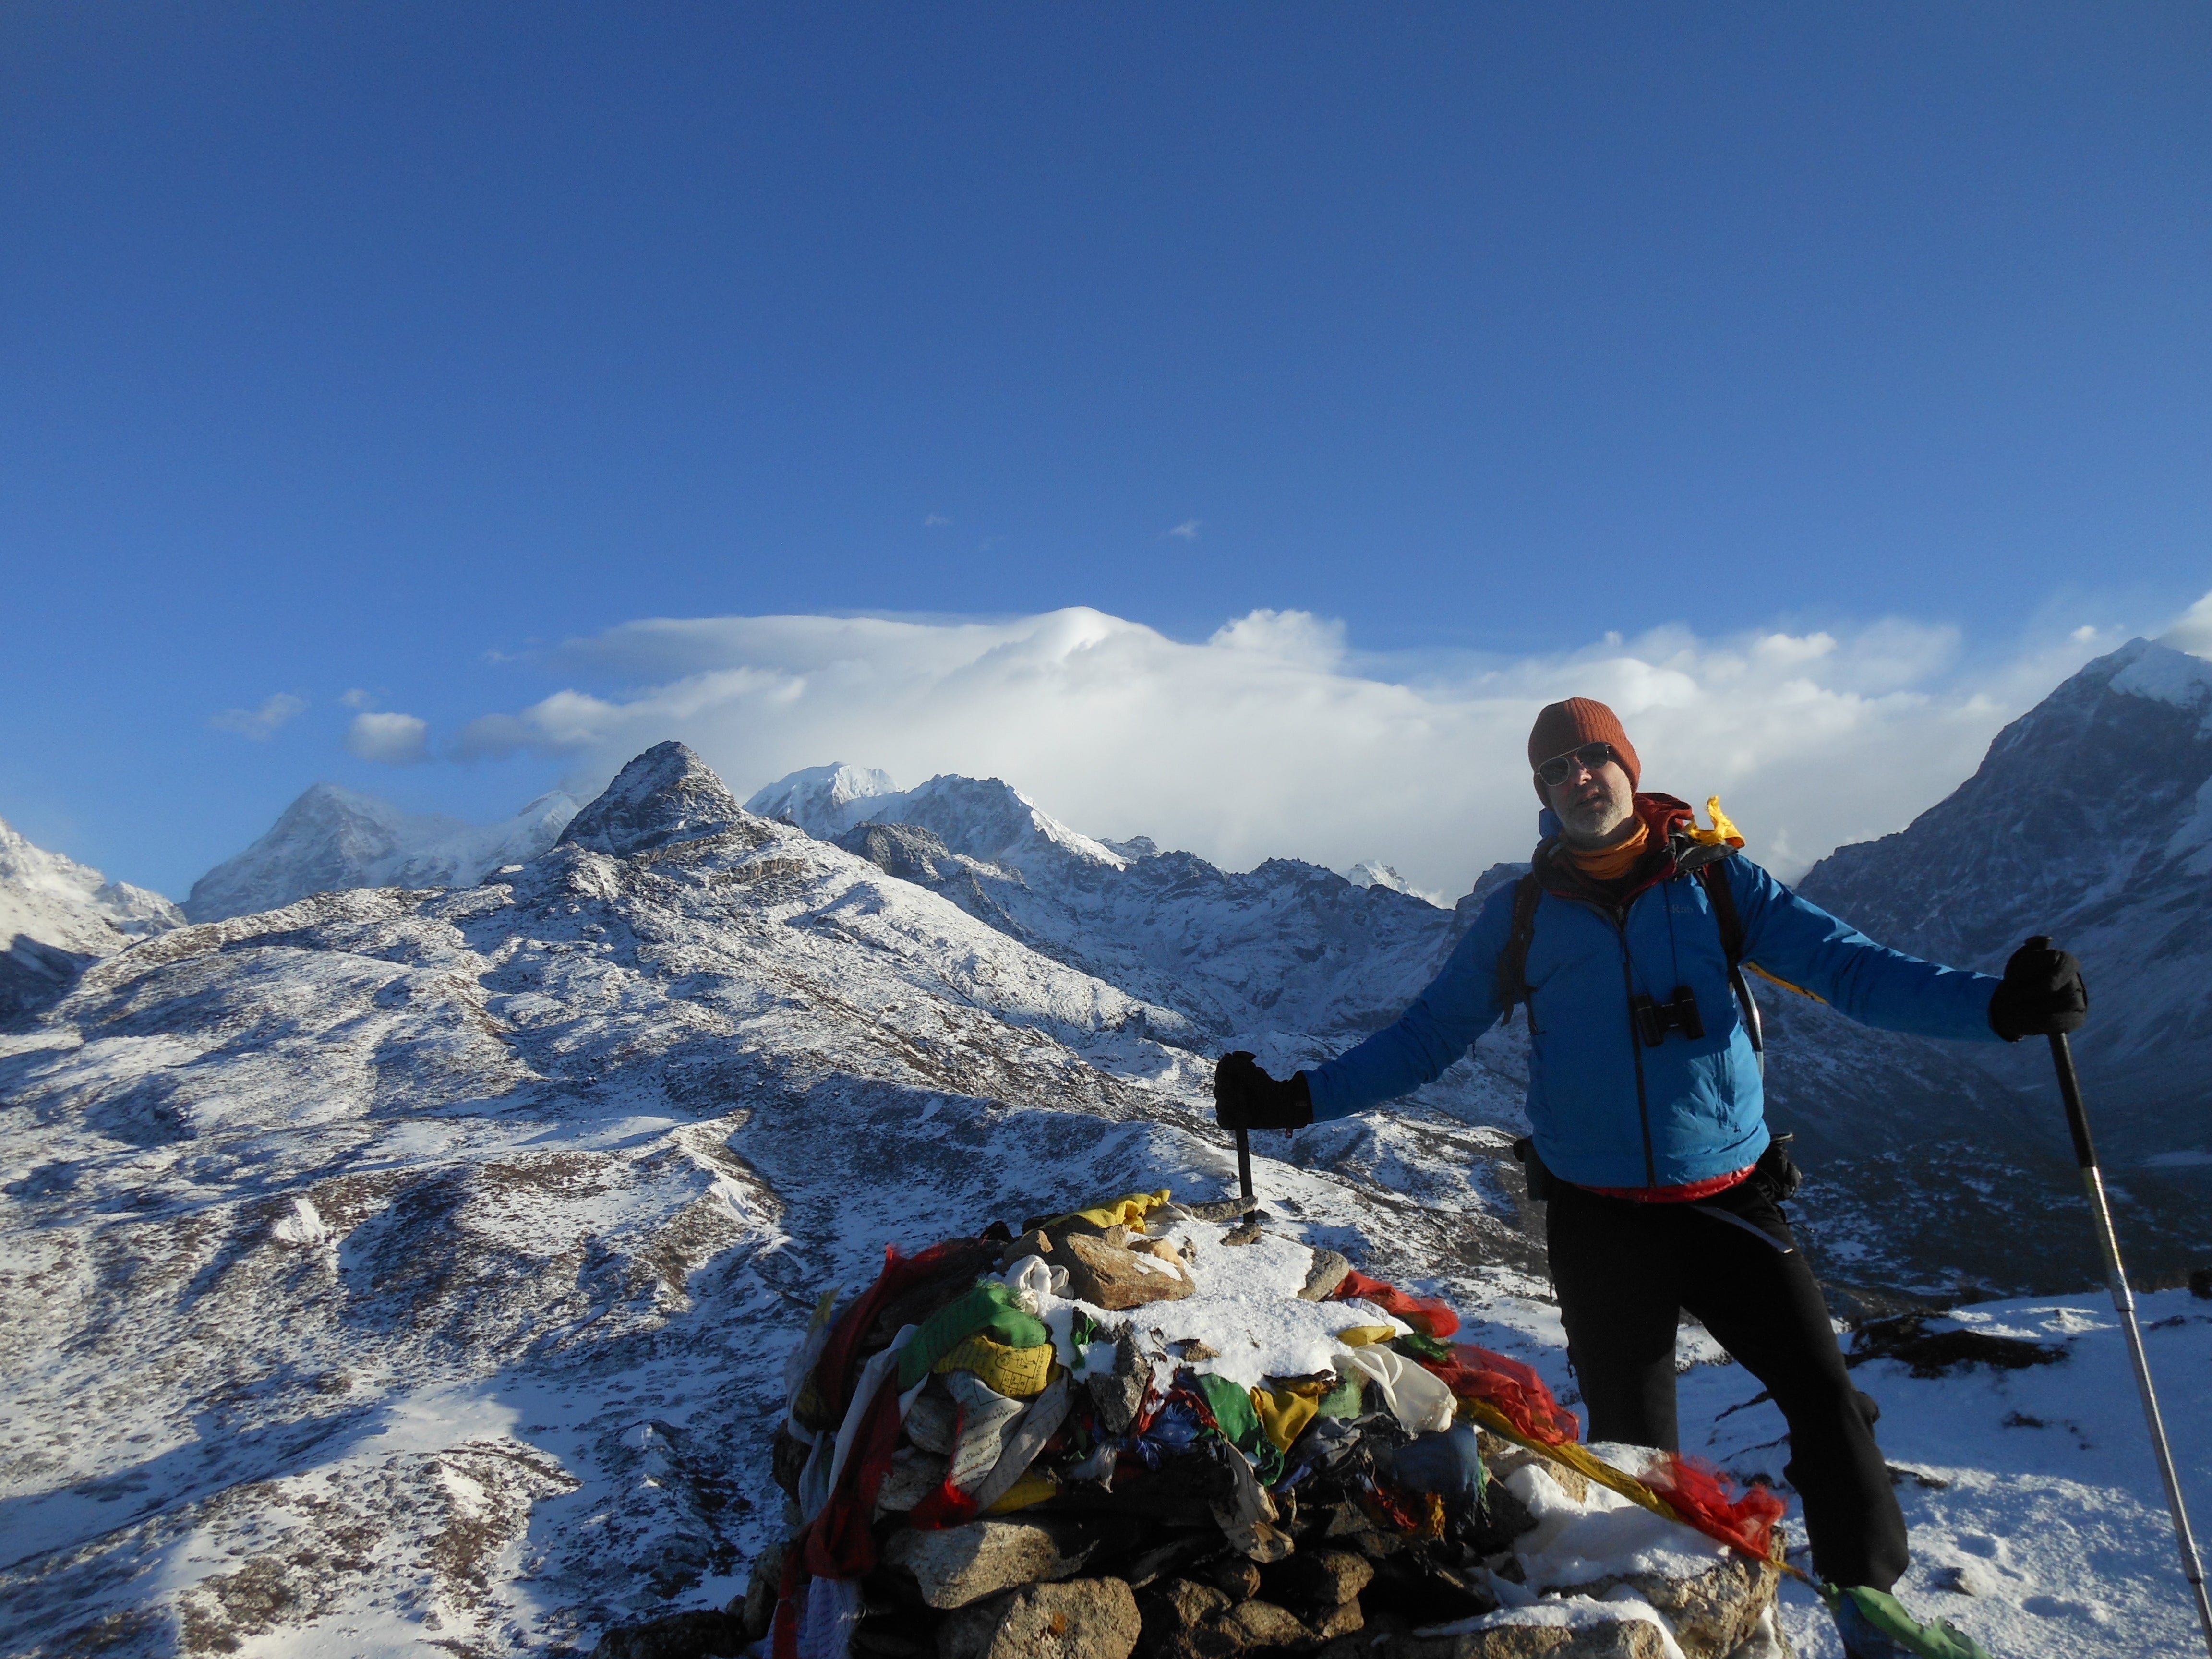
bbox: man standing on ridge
[1211,697,2088,1629]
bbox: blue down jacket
[1306,839,2005,1190]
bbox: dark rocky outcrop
[558,741,752,858]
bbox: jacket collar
[1534,792,1728,906]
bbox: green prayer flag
[1192,1372,1285,1483]
[1827,1584,1998,1659]
[1315,1371,1365,1419]
[897,1279,1053,1391]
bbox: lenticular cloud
[455,604,2124,892]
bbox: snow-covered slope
[183,782,578,923]
[2,742,2202,1658]
[0,816,182,1018]
[747,763,1484,1067]
[0,743,1536,1656]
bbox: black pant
[1545,1179,1907,1591]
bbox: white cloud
[1167,519,1202,541]
[924,513,951,527]
[339,688,375,710]
[210,693,306,741]
[2159,591,2212,657]
[442,596,2188,891]
[346,710,430,765]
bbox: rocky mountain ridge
[1795,637,2212,1145]
[0,815,183,1020]
[748,765,1475,1059]
[0,742,1534,1657]
[182,781,578,924]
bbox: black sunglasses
[1535,741,1618,788]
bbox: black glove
[1213,1051,1314,1130]
[1987,935,2088,1042]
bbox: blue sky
[4,4,2208,896]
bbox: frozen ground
[1464,1286,2212,1656]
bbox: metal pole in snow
[2047,1027,2212,1657]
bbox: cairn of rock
[610,1189,1791,1659]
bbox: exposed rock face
[1262,1547,1373,1611]
[1083,1326,1149,1434]
[1372,1621,1672,1658]
[558,742,750,857]
[1135,1547,1379,1657]
[1792,637,2212,1145]
[839,818,961,886]
[1752,636,2212,1294]
[1298,1249,1353,1300]
[883,1520,1088,1609]
[738,1540,787,1640]
[1135,1577,1237,1658]
[937,1576,1142,1659]
[1589,1556,1780,1657]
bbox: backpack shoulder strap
[1494,871,1546,1031]
[1697,859,1764,1060]
[1696,860,1745,969]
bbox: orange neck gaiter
[1564,817,1651,883]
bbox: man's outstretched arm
[1299,885,1517,1122]
[1727,860,2086,1043]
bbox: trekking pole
[1234,1126,1255,1213]
[2047,1026,2212,1656]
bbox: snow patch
[271,1197,336,1247]
[2109,637,2212,716]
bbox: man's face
[1543,751,1636,845]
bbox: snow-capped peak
[1344,860,1410,892]
[745,763,1126,878]
[185,781,578,923]
[0,814,183,1017]
[742,762,898,831]
[2106,634,2212,720]
[0,814,182,958]
[557,741,747,857]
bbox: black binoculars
[1633,984,1705,1046]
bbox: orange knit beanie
[1527,698,1640,802]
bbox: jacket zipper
[1545,854,1667,1190]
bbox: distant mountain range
[5,656,2210,1652]
[181,781,578,923]
[0,816,183,1018]
[4,638,2206,1301]
[743,764,1472,1059]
